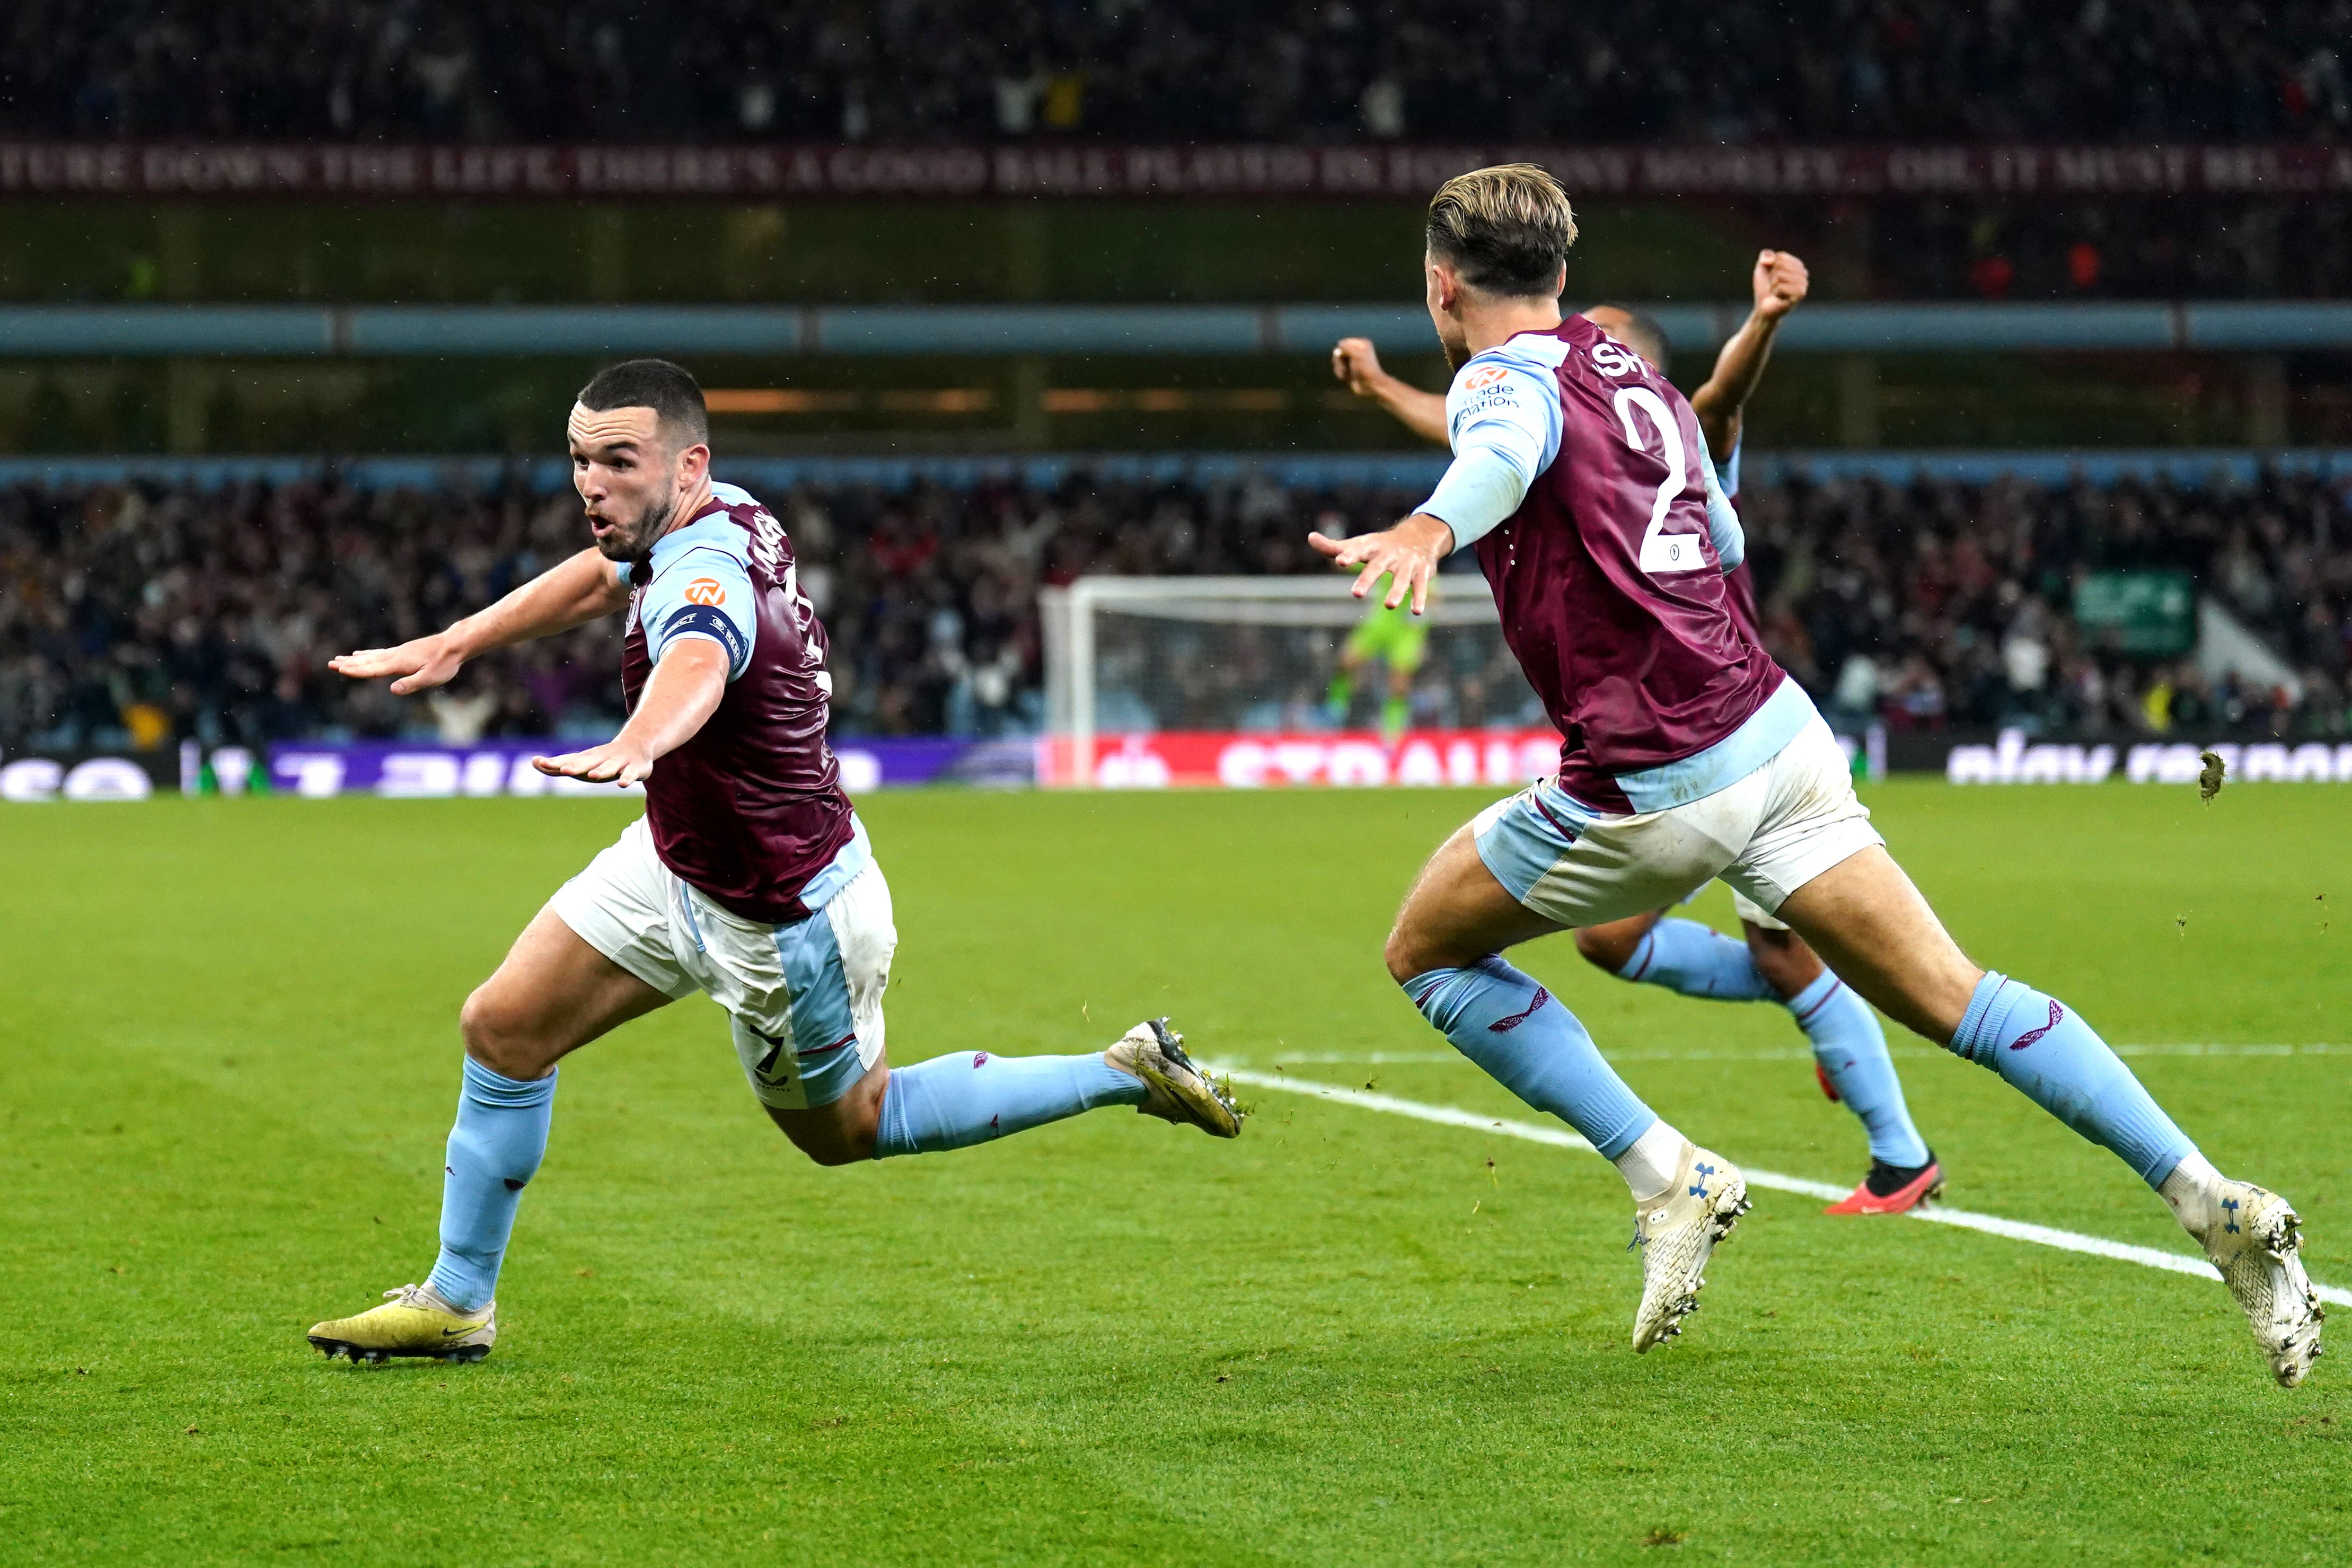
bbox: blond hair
[1425,163,1576,298]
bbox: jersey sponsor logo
[1591,340,1645,378]
[1461,365,1510,391]
[684,576,727,607]
[1461,384,1521,413]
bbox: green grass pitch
[3,780,2348,1565]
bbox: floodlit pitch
[2,782,2345,1563]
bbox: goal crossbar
[1040,574,1503,772]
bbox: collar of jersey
[1466,330,1574,375]
[642,503,737,575]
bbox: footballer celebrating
[1312,166,2320,1382]
[1334,256,1943,1218]
[307,360,1241,1363]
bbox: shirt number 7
[1613,386,1706,575]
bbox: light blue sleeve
[1417,361,1561,551]
[1702,457,1745,572]
[641,544,757,680]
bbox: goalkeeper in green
[1324,572,1430,741]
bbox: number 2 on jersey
[1611,386,1705,575]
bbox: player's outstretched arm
[532,638,728,787]
[1308,514,1454,615]
[328,546,629,695]
[1332,337,1450,447]
[1690,249,1808,462]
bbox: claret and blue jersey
[619,481,866,926]
[622,505,760,679]
[1416,315,1817,815]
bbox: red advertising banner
[4,142,2348,202]
[1039,729,1564,790]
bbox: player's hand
[531,739,654,788]
[1752,249,1809,322]
[328,631,466,695]
[1306,513,1453,615]
[1331,337,1387,397]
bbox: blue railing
[7,301,2352,357]
[4,448,2350,494]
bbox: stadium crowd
[2,465,2348,757]
[4,0,2347,146]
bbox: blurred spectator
[1748,466,2352,738]
[4,1,2351,147]
[4,463,2350,754]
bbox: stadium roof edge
[4,449,2348,494]
[5,302,2352,358]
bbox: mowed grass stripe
[5,785,2348,1566]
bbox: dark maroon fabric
[1472,316,1785,812]
[1722,560,1764,647]
[622,494,855,923]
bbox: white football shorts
[1474,716,1881,931]
[549,817,894,1109]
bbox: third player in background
[1334,247,1945,1217]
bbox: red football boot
[1825,1155,1943,1215]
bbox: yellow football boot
[307,1283,496,1364]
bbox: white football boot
[2188,1180,2323,1387]
[1628,1142,1750,1353]
[1105,1018,1244,1138]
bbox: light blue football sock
[872,1051,1148,1158]
[424,1057,557,1312]
[1405,957,1657,1157]
[1789,970,1932,1169]
[1950,971,2195,1188]
[1616,917,1779,1002]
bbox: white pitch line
[1236,1043,2347,1069]
[1220,1067,2352,1309]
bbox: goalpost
[1038,575,1554,787]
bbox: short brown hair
[1426,164,1577,299]
[578,358,710,447]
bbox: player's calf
[1597,914,1777,1001]
[1781,847,2322,1380]
[867,1019,1241,1158]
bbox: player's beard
[591,491,678,565]
[1435,321,1472,373]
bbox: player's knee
[459,987,543,1079]
[1743,924,1824,997]
[1573,926,1638,974]
[771,1068,885,1166]
[1382,922,1430,985]
[773,1103,880,1166]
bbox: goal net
[1037,574,1558,788]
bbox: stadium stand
[3,466,2346,754]
[3,1,2348,145]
